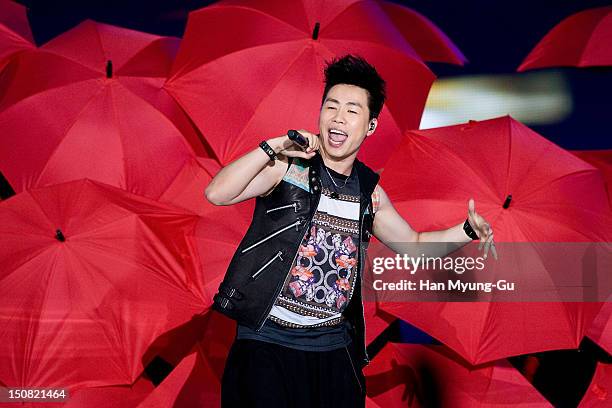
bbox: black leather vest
[212,153,379,368]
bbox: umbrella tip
[312,22,320,40]
[106,60,113,78]
[55,229,66,242]
[503,194,512,209]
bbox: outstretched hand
[468,198,498,260]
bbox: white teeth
[329,129,347,136]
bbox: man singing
[205,55,496,407]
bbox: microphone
[287,129,308,148]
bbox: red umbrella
[159,156,244,216]
[518,6,612,70]
[0,0,35,72]
[587,301,612,356]
[0,20,207,199]
[62,375,154,408]
[189,203,253,304]
[381,116,610,242]
[160,154,256,306]
[0,179,205,391]
[377,116,611,364]
[572,150,612,209]
[364,301,397,344]
[579,361,612,407]
[137,310,236,408]
[60,310,235,408]
[166,0,435,168]
[364,343,551,407]
[379,0,467,65]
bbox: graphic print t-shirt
[268,163,361,328]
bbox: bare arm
[373,186,497,259]
[205,131,320,205]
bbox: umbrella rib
[38,48,102,77]
[208,4,310,37]
[579,11,610,66]
[519,168,603,199]
[107,82,129,188]
[0,243,57,283]
[322,37,427,68]
[510,207,607,241]
[112,82,197,195]
[21,247,63,386]
[33,83,108,187]
[226,42,310,160]
[321,0,420,59]
[92,22,108,70]
[415,135,501,202]
[78,220,191,290]
[504,116,513,199]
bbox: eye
[348,110,358,114]
[327,106,336,110]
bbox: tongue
[330,132,347,142]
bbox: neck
[320,150,356,176]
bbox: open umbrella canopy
[0,0,35,73]
[379,0,467,65]
[137,310,236,408]
[0,179,205,391]
[166,0,435,169]
[587,301,612,357]
[189,201,253,304]
[578,360,612,407]
[572,150,612,209]
[376,116,611,364]
[159,156,241,216]
[0,20,209,199]
[364,342,551,407]
[518,6,612,70]
[380,116,610,242]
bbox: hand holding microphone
[280,129,320,159]
[263,129,320,160]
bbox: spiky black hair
[322,55,386,120]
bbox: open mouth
[328,128,348,148]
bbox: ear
[366,118,378,136]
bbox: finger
[309,135,319,151]
[483,233,494,259]
[478,225,491,251]
[478,233,485,251]
[312,135,320,150]
[490,241,498,260]
[468,198,476,218]
[308,134,320,151]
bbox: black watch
[463,218,479,240]
[259,140,277,161]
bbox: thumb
[468,198,476,217]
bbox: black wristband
[463,218,480,240]
[259,140,277,161]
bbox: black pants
[221,338,366,407]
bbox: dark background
[18,0,612,150]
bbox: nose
[331,109,346,124]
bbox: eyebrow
[324,98,363,109]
